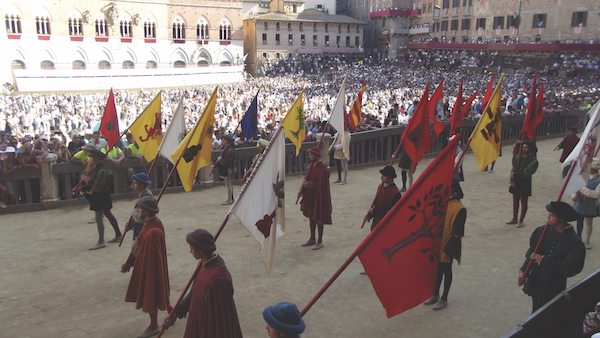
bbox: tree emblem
[105,119,116,133]
[382,184,449,262]
[272,172,284,207]
[182,144,201,163]
[289,106,305,140]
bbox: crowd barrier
[0,109,586,213]
[502,268,600,338]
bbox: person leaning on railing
[0,146,20,208]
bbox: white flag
[329,79,350,160]
[158,98,186,164]
[560,100,600,198]
[229,127,285,273]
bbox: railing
[0,110,586,213]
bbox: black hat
[88,148,106,159]
[546,201,578,222]
[222,135,234,144]
[379,165,397,179]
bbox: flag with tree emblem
[280,89,305,155]
[171,86,217,192]
[357,135,459,318]
[229,126,285,273]
[129,91,163,162]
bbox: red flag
[452,90,478,135]
[429,80,445,135]
[100,89,120,149]
[449,79,463,135]
[523,72,539,140]
[401,83,431,168]
[535,83,544,126]
[481,72,494,111]
[349,81,367,130]
[358,135,460,317]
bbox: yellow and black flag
[171,86,217,192]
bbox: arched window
[98,61,111,69]
[174,60,186,68]
[220,61,231,66]
[5,15,22,33]
[68,13,83,36]
[41,60,54,69]
[144,17,156,38]
[275,53,281,59]
[262,53,268,59]
[197,60,209,67]
[123,61,134,69]
[146,61,157,69]
[219,19,231,40]
[197,18,209,39]
[11,60,25,69]
[95,13,108,36]
[120,15,132,37]
[72,60,86,69]
[36,16,51,35]
[172,17,185,39]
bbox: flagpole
[295,118,333,204]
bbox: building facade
[2,0,244,92]
[244,0,365,75]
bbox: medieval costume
[370,166,401,230]
[219,135,235,205]
[520,202,586,312]
[508,140,538,227]
[557,128,579,163]
[300,147,332,250]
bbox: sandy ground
[1,137,599,338]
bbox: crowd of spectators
[0,49,598,207]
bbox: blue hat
[263,302,305,335]
[132,173,151,187]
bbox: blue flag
[240,93,259,139]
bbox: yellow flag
[128,91,163,162]
[280,89,305,155]
[469,74,505,172]
[171,86,218,192]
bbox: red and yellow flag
[129,91,162,162]
[349,81,367,130]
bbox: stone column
[40,153,59,209]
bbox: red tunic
[125,219,170,313]
[558,134,579,163]
[300,161,332,225]
[179,255,242,338]
[371,183,402,230]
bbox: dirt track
[1,137,598,338]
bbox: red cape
[125,219,170,313]
[184,255,242,338]
[300,162,332,225]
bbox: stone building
[2,0,244,92]
[244,0,365,75]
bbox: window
[95,14,108,36]
[338,25,341,33]
[219,19,231,40]
[288,34,293,43]
[68,17,83,35]
[462,18,470,30]
[325,24,329,32]
[571,11,587,27]
[356,26,359,33]
[120,19,132,37]
[98,61,111,69]
[301,34,305,44]
[299,23,303,31]
[173,18,185,39]
[11,60,25,69]
[123,61,134,69]
[275,33,280,43]
[336,35,341,46]
[462,0,472,5]
[276,22,280,30]
[347,25,351,33]
[428,3,432,13]
[441,20,448,31]
[41,60,54,69]
[293,4,297,12]
[262,33,267,42]
[174,61,186,68]
[144,18,156,38]
[5,15,21,34]
[433,22,440,32]
[493,16,504,29]
[346,36,350,46]
[314,24,317,32]
[451,19,459,31]
[452,0,460,8]
[313,34,317,45]
[197,18,209,39]
[507,15,519,28]
[476,18,486,30]
[532,14,546,28]
[72,60,86,70]
[355,37,360,47]
[262,53,268,59]
[36,16,51,35]
[442,0,449,9]
[325,35,329,45]
[146,61,157,69]
[288,23,292,30]
[264,22,268,30]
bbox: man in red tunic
[165,229,242,338]
[367,166,402,231]
[555,127,579,163]
[298,146,332,250]
[122,196,172,338]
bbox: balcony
[370,8,421,18]
[408,26,432,34]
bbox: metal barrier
[0,109,587,213]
